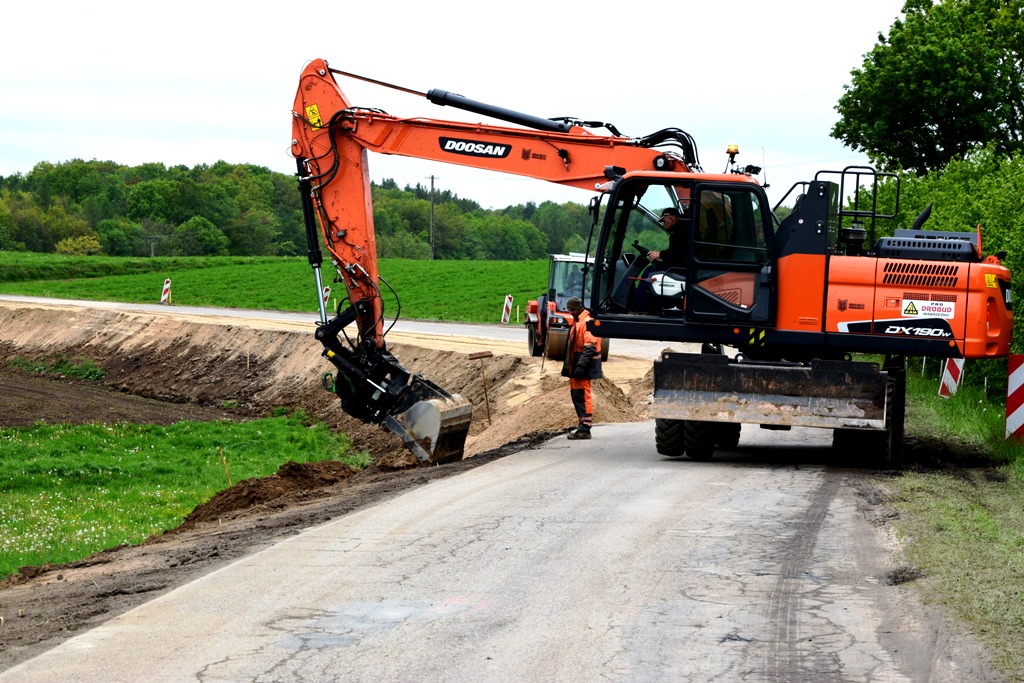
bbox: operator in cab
[636,205,689,312]
[647,205,688,269]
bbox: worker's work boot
[567,429,592,440]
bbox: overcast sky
[0,1,904,210]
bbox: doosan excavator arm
[289,58,696,462]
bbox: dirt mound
[180,460,359,529]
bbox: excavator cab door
[684,183,775,326]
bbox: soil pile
[180,459,360,529]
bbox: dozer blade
[383,377,473,463]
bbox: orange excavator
[290,58,1014,465]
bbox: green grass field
[0,411,368,576]
[0,252,547,323]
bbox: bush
[55,234,103,255]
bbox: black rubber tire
[884,368,906,467]
[714,423,741,450]
[600,337,610,362]
[684,420,716,460]
[528,326,543,357]
[655,418,687,457]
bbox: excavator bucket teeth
[383,377,473,463]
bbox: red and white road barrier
[938,358,964,398]
[1006,354,1023,441]
[501,294,513,324]
[160,278,172,304]
[322,286,331,305]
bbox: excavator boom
[290,59,690,463]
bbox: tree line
[0,160,597,260]
[833,0,1024,352]
[834,0,1024,175]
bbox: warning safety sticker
[902,299,955,319]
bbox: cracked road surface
[1,423,952,682]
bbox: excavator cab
[592,175,776,346]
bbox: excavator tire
[714,423,742,450]
[831,364,906,468]
[654,418,687,457]
[883,372,906,467]
[683,420,716,460]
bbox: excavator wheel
[683,420,716,460]
[714,423,741,450]
[654,418,687,457]
[882,371,906,468]
[832,360,906,468]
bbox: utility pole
[427,174,438,259]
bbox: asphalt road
[2,422,943,682]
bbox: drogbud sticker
[902,299,955,319]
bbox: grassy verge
[905,361,1019,463]
[9,355,106,381]
[895,369,1024,677]
[0,411,370,578]
[889,469,1024,675]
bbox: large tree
[833,0,1024,174]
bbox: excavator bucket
[383,376,473,464]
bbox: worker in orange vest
[562,297,603,439]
